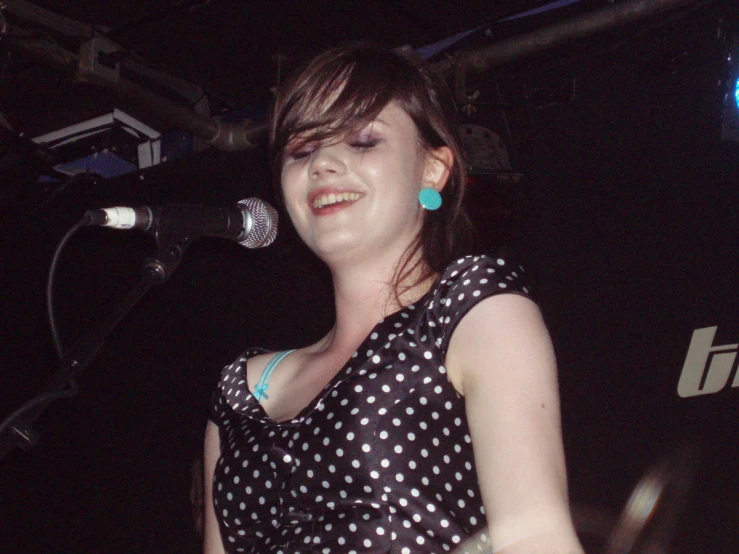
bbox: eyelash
[288,149,312,160]
[349,139,378,151]
[287,138,379,160]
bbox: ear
[423,146,454,192]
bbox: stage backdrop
[1,37,738,554]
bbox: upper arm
[203,420,226,554]
[446,294,582,553]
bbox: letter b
[677,327,738,398]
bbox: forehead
[289,101,418,145]
[367,103,423,147]
[371,103,414,130]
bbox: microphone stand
[0,230,193,463]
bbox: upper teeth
[313,191,362,208]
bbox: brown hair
[269,42,474,300]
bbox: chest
[216,359,475,515]
[211,306,485,547]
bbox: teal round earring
[418,187,442,211]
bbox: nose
[309,146,346,179]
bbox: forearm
[203,421,226,554]
[490,528,585,554]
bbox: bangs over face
[270,44,453,182]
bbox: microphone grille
[237,198,279,248]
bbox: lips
[310,190,364,210]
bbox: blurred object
[452,526,491,554]
[604,441,700,554]
[190,456,204,541]
[572,503,618,544]
[721,29,739,142]
[573,441,700,554]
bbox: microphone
[85,198,278,248]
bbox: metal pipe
[10,37,264,151]
[3,0,100,39]
[7,0,705,152]
[431,0,707,75]
[109,78,265,150]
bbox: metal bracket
[79,35,121,84]
[453,57,480,115]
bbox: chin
[304,233,365,262]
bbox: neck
[319,252,434,356]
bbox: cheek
[280,166,301,204]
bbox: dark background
[1,1,738,552]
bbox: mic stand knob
[145,232,192,283]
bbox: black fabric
[210,255,532,553]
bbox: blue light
[735,78,739,110]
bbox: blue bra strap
[253,349,295,403]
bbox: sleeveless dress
[210,255,532,553]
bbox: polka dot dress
[210,255,532,553]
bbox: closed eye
[289,149,312,160]
[349,139,379,151]
[286,142,317,160]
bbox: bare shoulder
[239,350,293,400]
[244,351,275,375]
[445,293,554,395]
[461,292,546,332]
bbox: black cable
[46,216,91,359]
[0,381,79,446]
[0,215,92,454]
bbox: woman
[204,43,584,554]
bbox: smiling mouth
[312,191,363,209]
